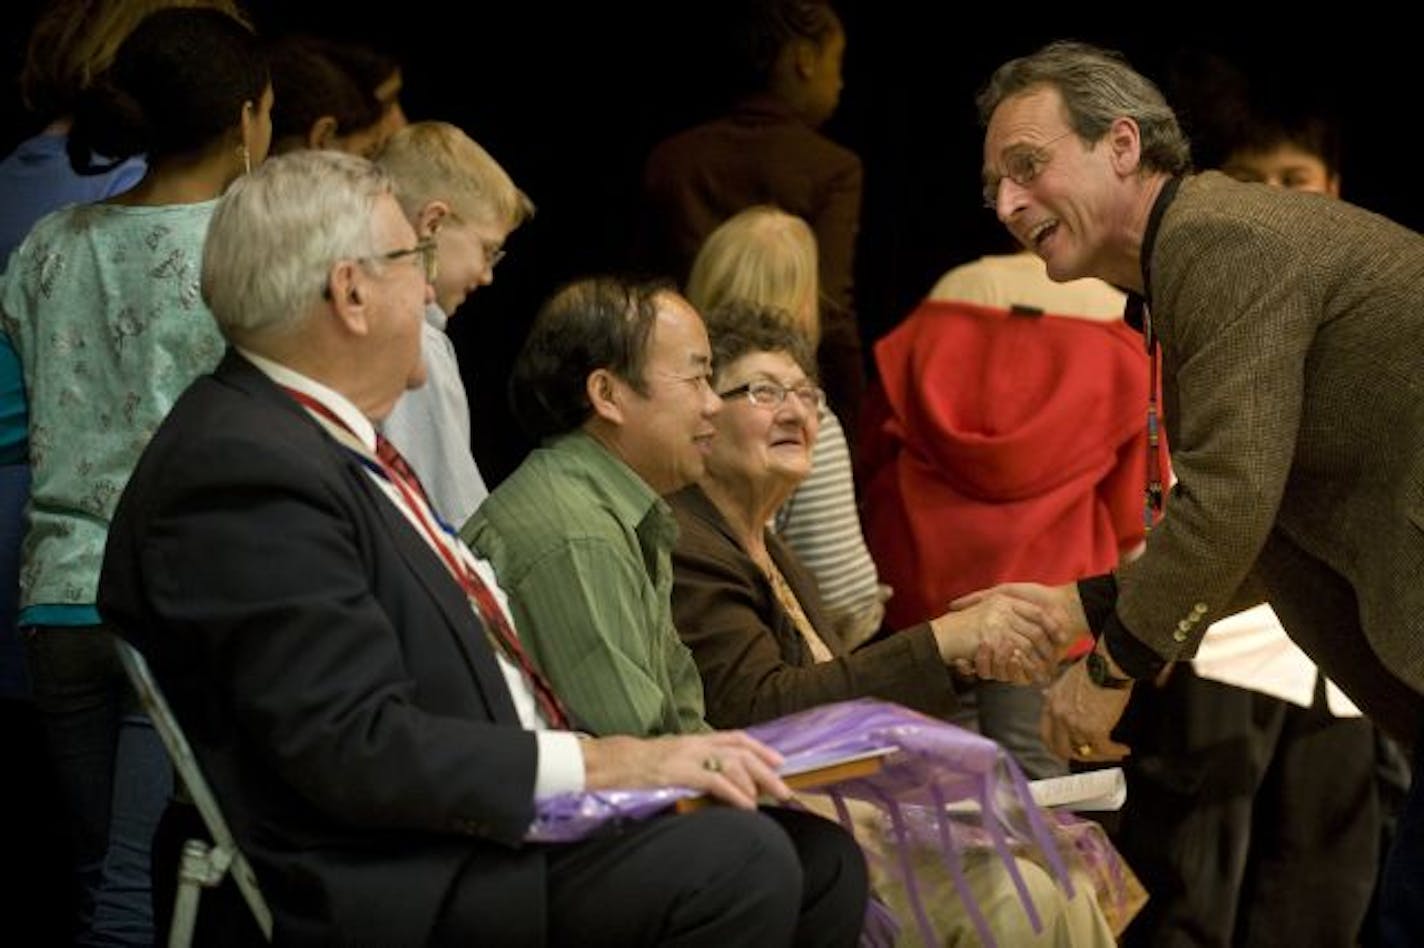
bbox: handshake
[928,582,1088,685]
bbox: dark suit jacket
[669,484,959,730]
[99,351,548,945]
[1118,172,1424,737]
[639,94,866,424]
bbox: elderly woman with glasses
[668,303,1118,946]
[669,303,1067,729]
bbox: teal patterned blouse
[0,200,224,623]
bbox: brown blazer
[639,95,866,425]
[669,484,959,730]
[1119,172,1424,737]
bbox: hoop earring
[238,143,251,175]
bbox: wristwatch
[1085,650,1133,690]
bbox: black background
[3,2,1417,484]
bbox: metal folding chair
[115,640,274,946]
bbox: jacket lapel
[354,461,520,725]
[222,352,520,724]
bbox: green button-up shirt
[463,430,709,737]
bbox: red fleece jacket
[861,299,1168,635]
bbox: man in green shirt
[465,277,720,737]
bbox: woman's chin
[768,461,812,487]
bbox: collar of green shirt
[546,431,680,568]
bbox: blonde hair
[374,121,534,229]
[685,206,821,343]
[20,0,248,117]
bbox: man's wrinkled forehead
[983,86,1073,169]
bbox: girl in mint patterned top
[4,201,227,618]
[0,10,271,944]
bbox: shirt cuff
[1102,615,1168,680]
[533,731,585,801]
[1077,574,1118,632]
[1076,575,1166,680]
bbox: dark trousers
[442,805,868,947]
[157,802,869,947]
[1377,719,1424,946]
[24,625,172,946]
[1115,667,1379,948]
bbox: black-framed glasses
[981,130,1075,209]
[718,379,825,411]
[377,237,439,283]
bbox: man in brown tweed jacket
[970,41,1424,943]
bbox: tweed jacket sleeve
[1114,179,1319,660]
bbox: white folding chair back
[115,640,274,945]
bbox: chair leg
[168,839,211,948]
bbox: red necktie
[278,380,573,729]
[374,434,572,729]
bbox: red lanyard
[1143,308,1164,534]
[280,385,571,729]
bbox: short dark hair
[1225,110,1341,178]
[268,36,381,148]
[510,276,675,442]
[68,8,267,172]
[733,0,841,90]
[1164,49,1340,177]
[308,37,400,99]
[703,301,817,386]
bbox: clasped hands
[939,581,1133,763]
[931,581,1081,685]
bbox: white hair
[202,150,392,340]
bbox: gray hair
[201,150,392,341]
[978,41,1191,176]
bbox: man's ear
[308,116,339,151]
[416,200,450,239]
[327,260,371,337]
[586,368,624,424]
[1106,116,1144,176]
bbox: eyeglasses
[719,379,825,411]
[482,238,506,270]
[378,237,439,283]
[321,237,437,300]
[981,130,1075,209]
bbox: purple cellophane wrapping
[529,699,1104,947]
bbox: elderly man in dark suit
[98,150,867,946]
[968,41,1424,943]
